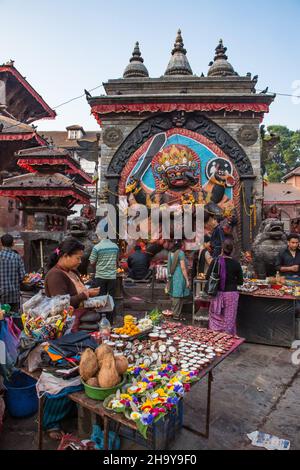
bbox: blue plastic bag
[91,424,120,450]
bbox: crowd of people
[0,222,246,343]
[2,220,300,374]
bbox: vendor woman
[43,238,100,440]
[275,233,300,280]
[46,238,100,315]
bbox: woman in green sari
[167,240,190,320]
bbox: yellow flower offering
[130,412,141,420]
[156,388,168,397]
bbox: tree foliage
[261,125,300,182]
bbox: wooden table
[22,336,244,450]
[21,368,141,450]
[181,337,244,439]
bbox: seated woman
[43,238,100,440]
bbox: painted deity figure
[122,131,239,255]
[151,143,204,205]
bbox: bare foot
[47,429,65,440]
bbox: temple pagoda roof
[15,146,93,185]
[0,172,90,208]
[0,114,48,176]
[0,114,46,142]
[0,61,56,123]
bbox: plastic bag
[25,343,47,372]
[91,424,120,450]
[36,371,81,397]
[0,319,20,372]
[22,291,44,315]
[247,431,290,450]
[22,294,72,340]
[83,295,114,312]
[57,434,96,450]
[25,294,70,319]
[83,296,107,309]
[7,317,21,340]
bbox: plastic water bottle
[99,314,111,342]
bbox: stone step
[193,315,209,322]
[123,298,193,314]
[123,285,169,301]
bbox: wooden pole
[39,240,44,270]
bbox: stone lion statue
[67,216,98,275]
[252,218,287,279]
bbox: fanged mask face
[165,165,190,188]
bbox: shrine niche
[116,127,240,252]
[106,114,253,251]
[120,128,239,216]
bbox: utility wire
[257,89,300,98]
[1,85,299,133]
[0,83,105,132]
[53,84,104,109]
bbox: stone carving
[237,125,258,147]
[67,206,97,274]
[252,218,287,279]
[108,112,253,177]
[102,127,124,148]
[172,111,187,127]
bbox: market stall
[18,311,244,450]
[237,278,300,347]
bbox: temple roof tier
[15,146,93,184]
[0,172,90,208]
[0,62,56,123]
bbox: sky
[1,0,300,132]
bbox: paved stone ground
[1,342,299,450]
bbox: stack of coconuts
[79,344,128,388]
